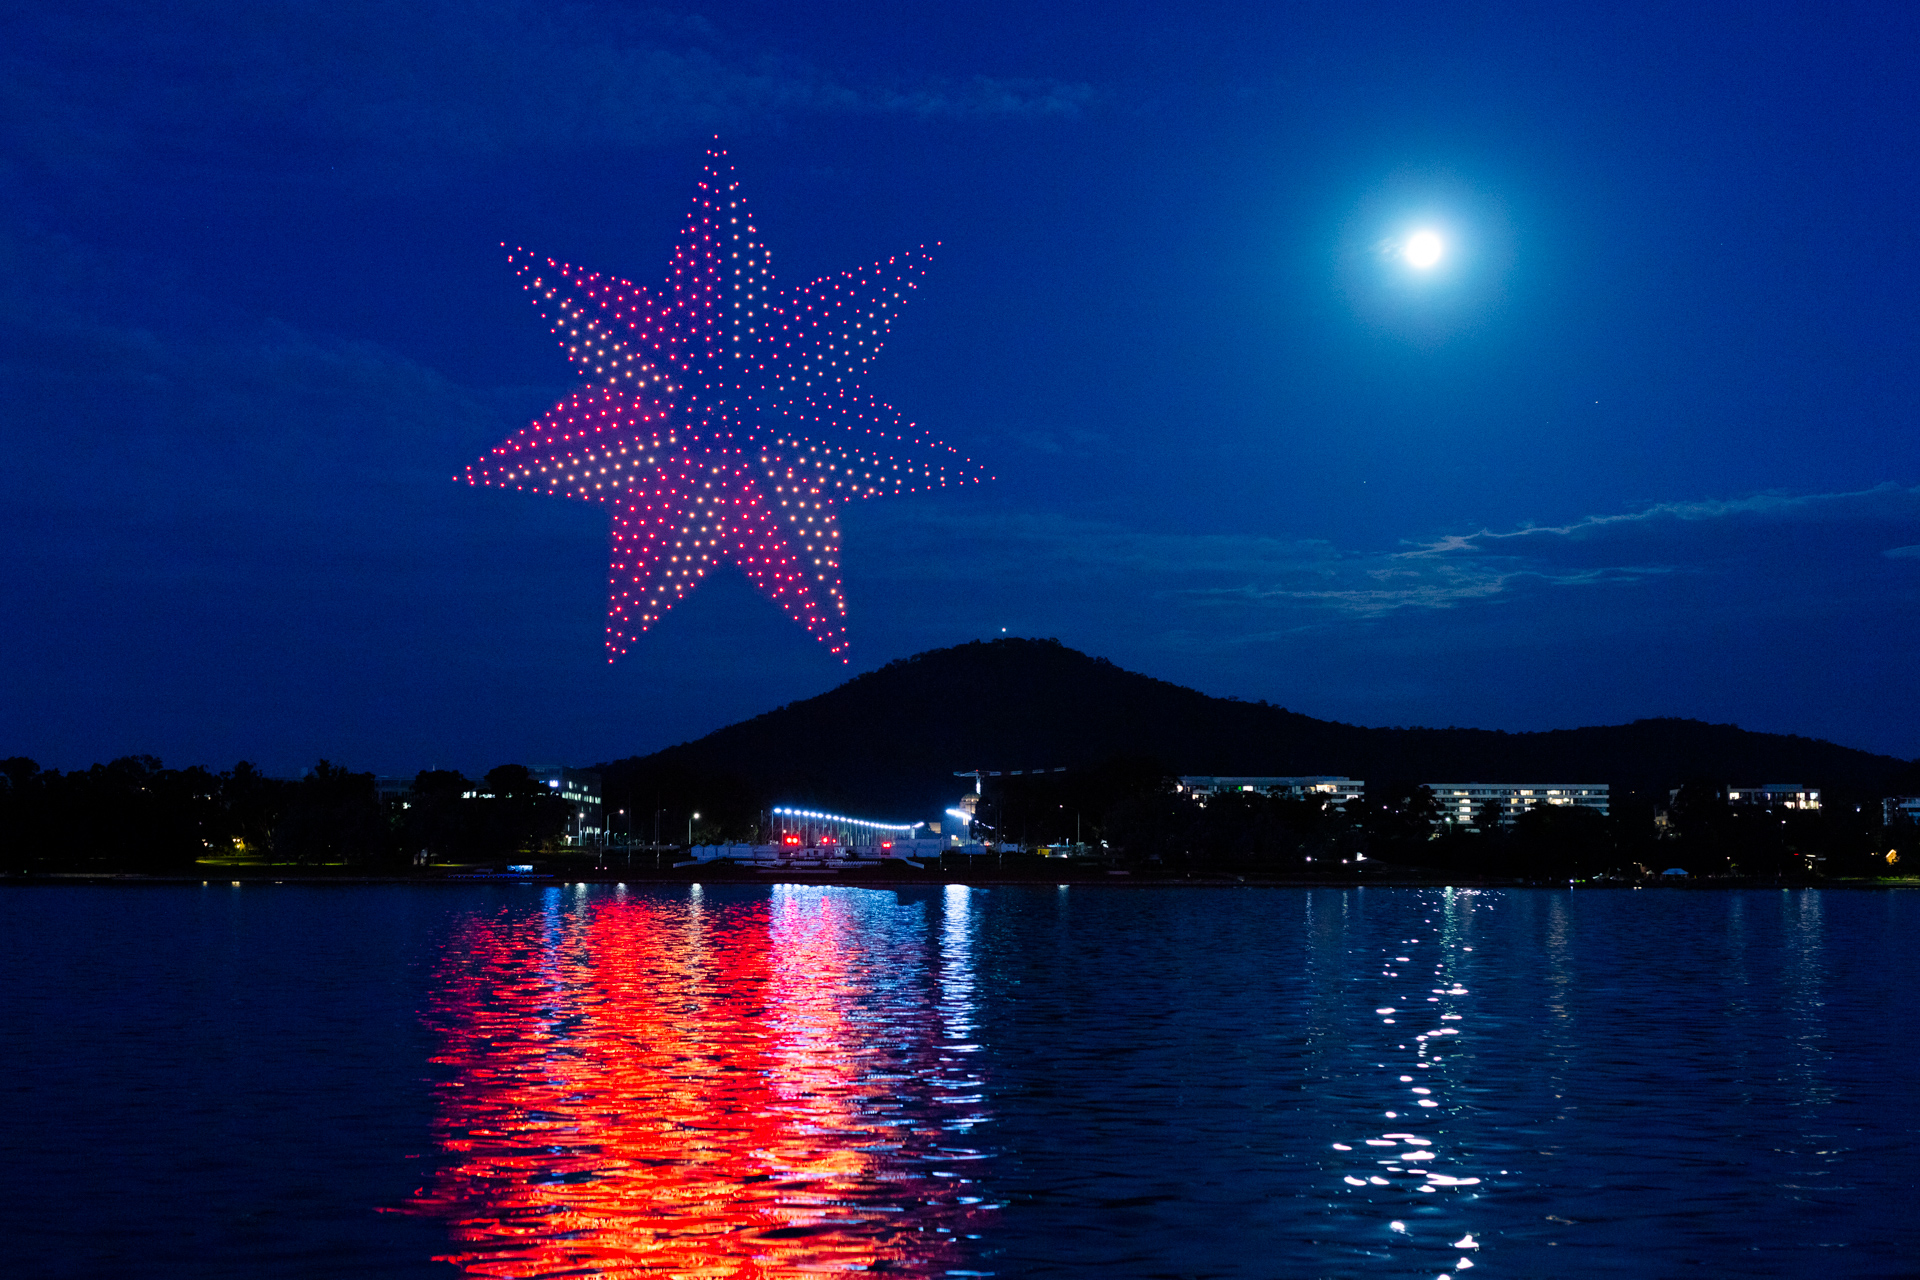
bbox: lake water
[3,883,1915,1278]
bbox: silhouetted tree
[220,761,288,860]
[51,756,221,872]
[1357,780,1440,862]
[595,759,760,847]
[1101,773,1190,863]
[0,758,54,872]
[1809,797,1885,878]
[470,764,569,857]
[1664,780,1734,875]
[1507,804,1616,880]
[403,770,473,863]
[277,761,385,866]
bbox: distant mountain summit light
[462,143,990,662]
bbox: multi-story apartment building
[1426,783,1611,828]
[1727,784,1821,810]
[534,765,604,848]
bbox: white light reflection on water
[12,883,1920,1279]
[1327,889,1491,1277]
[939,885,991,1125]
[417,885,1886,1276]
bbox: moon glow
[1404,230,1443,269]
[1339,176,1514,341]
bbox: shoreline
[8,870,1916,890]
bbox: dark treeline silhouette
[595,757,764,849]
[929,759,1909,880]
[9,639,1916,879]
[0,758,570,874]
[585,749,1915,881]
[402,765,573,865]
[1,749,1911,879]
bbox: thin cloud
[854,508,1563,622]
[1406,483,1920,557]
[0,214,515,563]
[858,481,1920,630]
[1,3,1096,177]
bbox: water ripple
[404,885,993,1276]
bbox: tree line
[571,752,1920,880]
[975,759,1914,880]
[0,757,574,874]
[5,750,1912,880]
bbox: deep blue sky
[4,1,1918,775]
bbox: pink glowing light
[461,144,991,662]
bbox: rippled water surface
[4,884,1917,1278]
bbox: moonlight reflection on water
[3,883,1915,1278]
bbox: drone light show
[462,144,991,662]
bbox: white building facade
[1727,784,1821,811]
[534,766,604,848]
[1426,783,1611,828]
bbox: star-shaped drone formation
[462,144,988,662]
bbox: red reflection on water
[407,890,990,1276]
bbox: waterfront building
[373,775,414,804]
[1884,796,1920,826]
[533,765,604,848]
[1426,783,1610,827]
[688,805,938,867]
[1726,784,1820,811]
[457,767,605,847]
[1177,776,1365,807]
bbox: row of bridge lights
[772,807,924,834]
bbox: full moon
[1404,230,1443,269]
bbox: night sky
[6,1,1918,775]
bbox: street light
[688,811,700,847]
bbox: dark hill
[600,638,1911,817]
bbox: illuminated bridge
[685,806,955,868]
[771,806,925,850]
